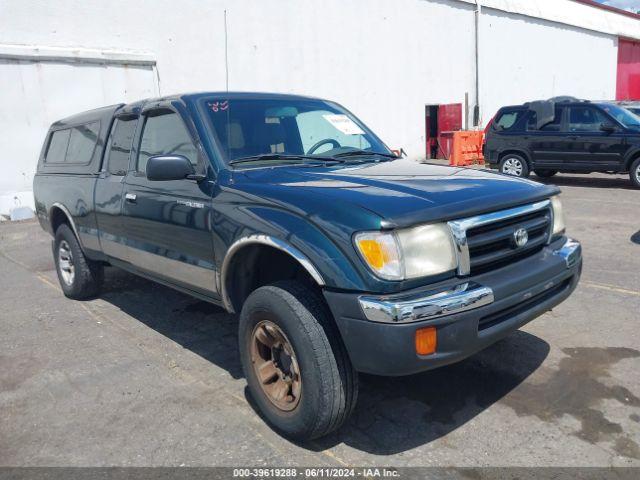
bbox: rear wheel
[534,169,558,178]
[630,158,640,189]
[499,154,529,178]
[54,224,103,299]
[239,280,358,440]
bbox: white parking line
[582,281,640,297]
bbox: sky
[596,0,640,13]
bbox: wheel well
[499,150,530,165]
[50,206,71,234]
[224,244,321,313]
[626,151,640,171]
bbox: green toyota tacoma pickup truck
[34,92,582,439]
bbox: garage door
[617,38,640,101]
[0,50,158,209]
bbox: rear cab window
[104,117,138,175]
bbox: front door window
[568,107,608,133]
[137,110,199,173]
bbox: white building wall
[0,0,477,206]
[0,53,158,214]
[460,0,640,40]
[223,0,477,157]
[0,0,638,214]
[479,7,619,124]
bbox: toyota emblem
[513,228,529,248]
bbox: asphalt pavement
[1,172,638,467]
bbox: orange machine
[449,131,485,167]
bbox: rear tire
[630,158,640,189]
[534,169,558,178]
[239,280,358,440]
[499,154,530,178]
[54,224,103,299]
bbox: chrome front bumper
[553,238,581,268]
[358,237,581,324]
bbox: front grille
[466,207,551,275]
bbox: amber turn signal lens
[415,327,437,356]
[357,239,387,270]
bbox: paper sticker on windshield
[323,114,365,135]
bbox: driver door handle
[125,193,137,204]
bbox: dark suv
[615,101,640,117]
[485,99,640,188]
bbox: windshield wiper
[333,150,398,159]
[229,153,343,166]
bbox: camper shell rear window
[45,121,100,164]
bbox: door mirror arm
[186,173,207,182]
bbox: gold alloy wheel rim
[250,320,301,411]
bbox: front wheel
[239,281,358,440]
[534,169,558,178]
[630,158,640,189]
[499,155,529,178]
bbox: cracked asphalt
[0,172,639,467]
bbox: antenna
[224,9,229,92]
[224,9,230,161]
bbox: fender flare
[220,234,325,313]
[50,202,82,246]
[499,149,531,165]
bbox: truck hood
[235,160,559,228]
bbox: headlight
[354,223,457,281]
[551,196,565,236]
[353,231,403,280]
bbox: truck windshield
[201,97,391,164]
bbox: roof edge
[572,0,640,21]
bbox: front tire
[54,224,103,299]
[630,158,640,189]
[239,281,358,440]
[534,169,558,178]
[499,154,529,178]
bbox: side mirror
[600,123,616,134]
[146,155,196,181]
